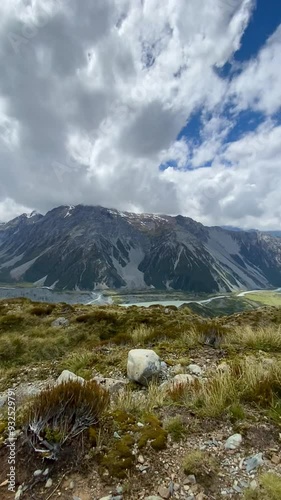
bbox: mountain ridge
[0,204,281,292]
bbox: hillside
[1,299,281,499]
[0,205,281,293]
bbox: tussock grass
[168,357,281,417]
[131,324,154,345]
[164,415,187,442]
[182,450,218,486]
[112,382,166,416]
[227,325,281,352]
[244,472,281,499]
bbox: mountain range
[0,205,281,292]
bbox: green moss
[138,414,167,450]
[102,434,135,478]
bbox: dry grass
[130,324,154,345]
[227,325,281,352]
[168,357,281,417]
[244,472,281,499]
[182,450,218,486]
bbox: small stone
[170,364,185,375]
[185,475,196,485]
[56,370,84,385]
[233,485,242,493]
[15,486,23,500]
[187,364,202,376]
[69,481,75,490]
[245,453,263,473]
[271,454,280,465]
[144,497,163,500]
[52,317,69,327]
[225,434,242,450]
[158,486,171,499]
[137,422,144,427]
[43,468,49,476]
[34,469,43,477]
[99,497,112,500]
[114,431,121,439]
[45,478,53,488]
[138,455,145,464]
[250,480,258,490]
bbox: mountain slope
[0,205,281,292]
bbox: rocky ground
[1,300,281,499]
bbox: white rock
[187,364,202,376]
[15,486,23,500]
[45,478,53,488]
[33,470,43,477]
[225,434,243,450]
[127,349,161,386]
[56,370,84,385]
[170,364,185,375]
[52,317,69,327]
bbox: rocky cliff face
[0,205,281,292]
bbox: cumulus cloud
[0,0,280,229]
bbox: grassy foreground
[1,298,281,499]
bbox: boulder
[51,317,69,327]
[93,377,128,394]
[56,370,84,385]
[127,349,161,386]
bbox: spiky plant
[26,380,109,459]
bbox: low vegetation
[1,297,281,498]
[25,380,109,459]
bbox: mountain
[0,205,281,292]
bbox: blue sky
[161,0,281,172]
[0,0,281,229]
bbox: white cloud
[230,24,281,115]
[0,0,280,231]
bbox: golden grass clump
[243,473,281,500]
[228,325,281,352]
[26,380,109,459]
[182,450,218,486]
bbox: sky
[0,0,281,229]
